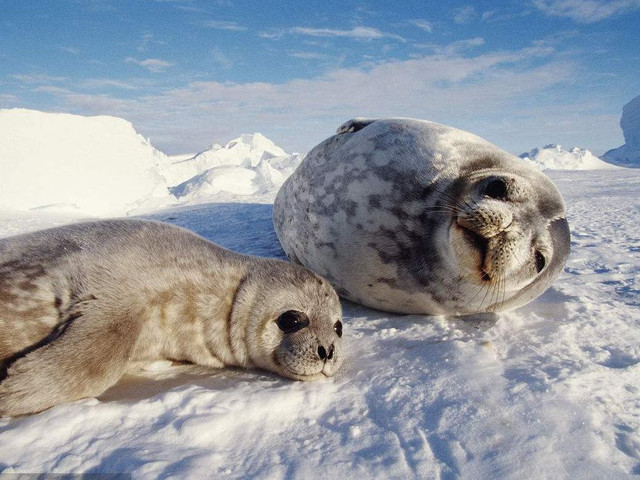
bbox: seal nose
[317,344,335,361]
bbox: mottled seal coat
[0,219,343,416]
[274,118,570,315]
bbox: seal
[0,219,343,416]
[274,117,570,315]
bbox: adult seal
[274,118,570,315]
[0,219,343,416]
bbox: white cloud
[199,20,247,31]
[79,79,139,90]
[211,46,232,69]
[124,57,173,72]
[533,0,640,22]
[454,5,477,24]
[137,33,167,52]
[0,93,19,103]
[416,37,486,55]
[10,74,67,84]
[288,52,331,60]
[36,42,581,154]
[291,26,405,42]
[59,46,80,54]
[409,19,433,33]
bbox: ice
[0,109,173,215]
[519,143,617,170]
[0,110,302,215]
[603,95,640,167]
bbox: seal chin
[277,366,327,382]
[271,353,327,381]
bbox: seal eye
[535,251,546,273]
[484,178,508,200]
[276,310,309,334]
[334,320,343,338]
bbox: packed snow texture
[519,144,616,170]
[604,95,640,167]
[1,168,639,479]
[1,109,639,477]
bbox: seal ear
[336,118,377,134]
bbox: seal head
[236,265,343,380]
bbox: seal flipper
[336,118,377,134]
[0,303,145,417]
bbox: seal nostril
[327,344,334,360]
[317,345,327,360]
[485,178,508,200]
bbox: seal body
[0,219,343,416]
[274,118,570,315]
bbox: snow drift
[519,144,616,170]
[0,109,172,214]
[0,110,301,214]
[1,169,640,479]
[170,152,302,201]
[164,133,301,201]
[604,94,640,167]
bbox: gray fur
[273,118,570,315]
[0,219,343,416]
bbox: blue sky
[2,0,639,155]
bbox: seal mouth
[458,225,492,282]
[272,352,326,380]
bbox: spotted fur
[274,118,570,315]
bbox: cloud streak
[409,19,434,33]
[533,0,640,22]
[11,74,67,84]
[125,57,173,72]
[199,20,247,31]
[290,26,404,42]
[453,5,477,24]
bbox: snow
[520,144,616,170]
[1,110,640,478]
[163,134,301,203]
[0,110,301,216]
[603,95,640,168]
[0,109,172,215]
[170,153,302,203]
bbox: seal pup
[274,117,570,315]
[0,219,343,417]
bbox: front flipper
[0,303,144,417]
[336,118,377,134]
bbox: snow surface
[519,144,616,170]
[1,168,639,479]
[604,95,640,168]
[1,109,639,478]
